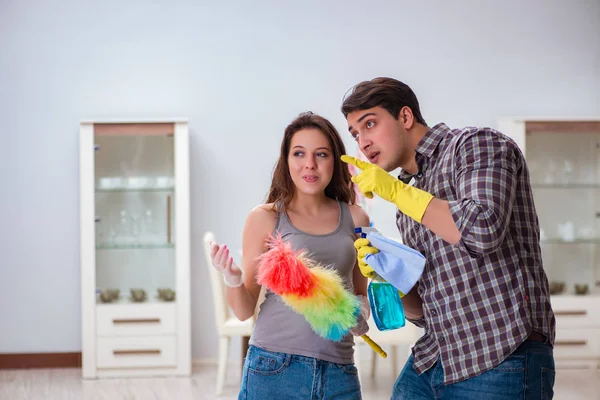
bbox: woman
[210,112,370,399]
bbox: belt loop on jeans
[284,353,292,366]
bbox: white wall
[0,0,598,359]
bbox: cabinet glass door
[94,127,176,304]
[527,127,600,296]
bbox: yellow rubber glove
[355,237,407,298]
[342,155,434,223]
[354,237,380,279]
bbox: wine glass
[119,210,130,245]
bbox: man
[341,77,556,399]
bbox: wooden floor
[1,363,599,399]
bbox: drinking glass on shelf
[128,176,149,189]
[544,160,557,184]
[577,227,595,240]
[95,220,105,247]
[111,177,124,189]
[528,160,540,184]
[119,210,130,245]
[155,176,169,189]
[144,209,155,244]
[108,213,119,246]
[557,222,575,242]
[146,176,156,189]
[131,213,141,247]
[562,160,574,184]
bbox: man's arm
[342,134,519,255]
[401,284,424,320]
[423,131,520,255]
[421,199,461,245]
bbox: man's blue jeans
[392,340,555,399]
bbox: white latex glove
[349,295,370,336]
[210,241,245,287]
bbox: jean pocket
[541,367,555,400]
[247,348,289,376]
[334,363,358,376]
[495,354,526,372]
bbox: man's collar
[397,122,450,182]
[415,122,450,158]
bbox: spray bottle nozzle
[354,226,379,235]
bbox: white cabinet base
[97,303,177,337]
[97,336,177,369]
[552,295,600,368]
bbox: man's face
[346,106,408,172]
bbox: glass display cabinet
[499,118,600,368]
[79,120,191,378]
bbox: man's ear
[398,106,415,130]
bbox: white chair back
[203,232,228,332]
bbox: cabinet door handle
[555,340,587,346]
[112,318,161,324]
[554,310,587,316]
[113,349,161,356]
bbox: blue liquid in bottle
[368,281,406,331]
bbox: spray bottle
[355,226,426,331]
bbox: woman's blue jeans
[239,345,362,400]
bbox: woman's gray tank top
[249,201,358,364]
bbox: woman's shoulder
[346,203,370,228]
[252,202,278,215]
[245,203,278,231]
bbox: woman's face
[287,128,335,197]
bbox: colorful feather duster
[257,235,386,357]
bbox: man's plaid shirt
[397,123,555,384]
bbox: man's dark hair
[341,77,426,125]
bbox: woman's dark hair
[266,112,356,208]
